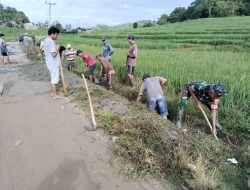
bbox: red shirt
[80,52,96,67]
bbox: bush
[6,22,14,27]
[133,22,138,28]
[143,22,153,27]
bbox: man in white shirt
[23,33,32,53]
[43,26,62,99]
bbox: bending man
[175,80,227,136]
[136,74,169,118]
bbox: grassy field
[53,17,250,138]
[56,17,249,189]
[2,16,250,189]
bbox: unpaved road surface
[0,43,163,190]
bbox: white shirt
[44,37,60,69]
[23,36,30,46]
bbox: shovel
[0,82,3,96]
[94,77,100,84]
[81,74,97,131]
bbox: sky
[3,0,193,28]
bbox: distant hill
[93,20,157,30]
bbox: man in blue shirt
[101,36,114,63]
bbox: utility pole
[45,1,56,27]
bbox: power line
[45,1,56,27]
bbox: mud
[100,99,130,115]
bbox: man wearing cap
[96,54,115,89]
[0,33,9,64]
[76,50,96,82]
[101,36,114,63]
[64,44,76,73]
[23,33,32,53]
[175,80,227,136]
[126,34,138,87]
[44,26,62,99]
[136,74,169,118]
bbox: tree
[213,1,231,17]
[157,14,169,25]
[143,22,153,27]
[240,0,250,15]
[14,11,29,24]
[168,7,186,23]
[0,4,30,26]
[0,3,3,10]
[133,22,138,28]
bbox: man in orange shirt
[96,54,115,89]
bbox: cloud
[123,4,130,9]
[3,0,194,27]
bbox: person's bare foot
[52,94,64,99]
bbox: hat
[76,50,82,55]
[127,34,135,40]
[67,44,71,48]
[211,84,227,96]
[24,33,28,36]
[142,74,150,80]
[101,36,106,41]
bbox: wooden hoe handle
[199,106,219,140]
[81,74,97,129]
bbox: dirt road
[0,43,163,190]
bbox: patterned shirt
[126,43,138,66]
[64,48,76,61]
[188,80,219,110]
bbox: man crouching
[96,54,115,90]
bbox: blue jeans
[147,95,169,116]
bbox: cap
[142,74,150,80]
[211,84,227,96]
[101,36,106,41]
[67,44,71,48]
[0,33,4,37]
[76,50,82,55]
[24,33,28,36]
[127,34,135,40]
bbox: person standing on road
[23,33,32,53]
[0,33,9,65]
[76,50,96,82]
[101,36,114,63]
[126,34,138,87]
[96,54,115,89]
[175,80,227,136]
[43,26,62,99]
[136,74,169,118]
